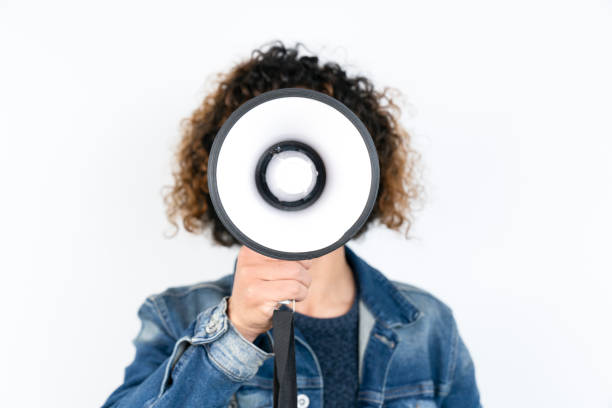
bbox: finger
[253,262,312,288]
[257,280,309,302]
[297,259,313,269]
[239,246,314,269]
[237,245,279,265]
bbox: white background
[1,1,611,407]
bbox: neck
[294,246,356,318]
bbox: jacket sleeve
[441,317,482,408]
[101,296,272,408]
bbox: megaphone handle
[277,299,296,312]
[273,303,297,407]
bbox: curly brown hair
[164,42,422,246]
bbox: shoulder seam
[157,282,228,298]
[392,281,453,314]
[145,295,176,338]
[447,315,460,385]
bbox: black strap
[272,308,297,408]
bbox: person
[102,42,481,408]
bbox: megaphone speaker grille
[255,140,326,211]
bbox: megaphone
[208,88,379,260]
[207,88,379,407]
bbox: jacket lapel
[345,246,422,407]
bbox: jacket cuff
[193,296,273,382]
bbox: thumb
[297,259,313,269]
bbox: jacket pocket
[234,385,273,408]
[381,379,441,407]
[383,399,437,408]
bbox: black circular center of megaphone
[255,140,326,211]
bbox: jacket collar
[344,245,420,328]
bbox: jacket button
[205,317,219,334]
[297,393,310,408]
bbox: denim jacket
[102,246,481,407]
